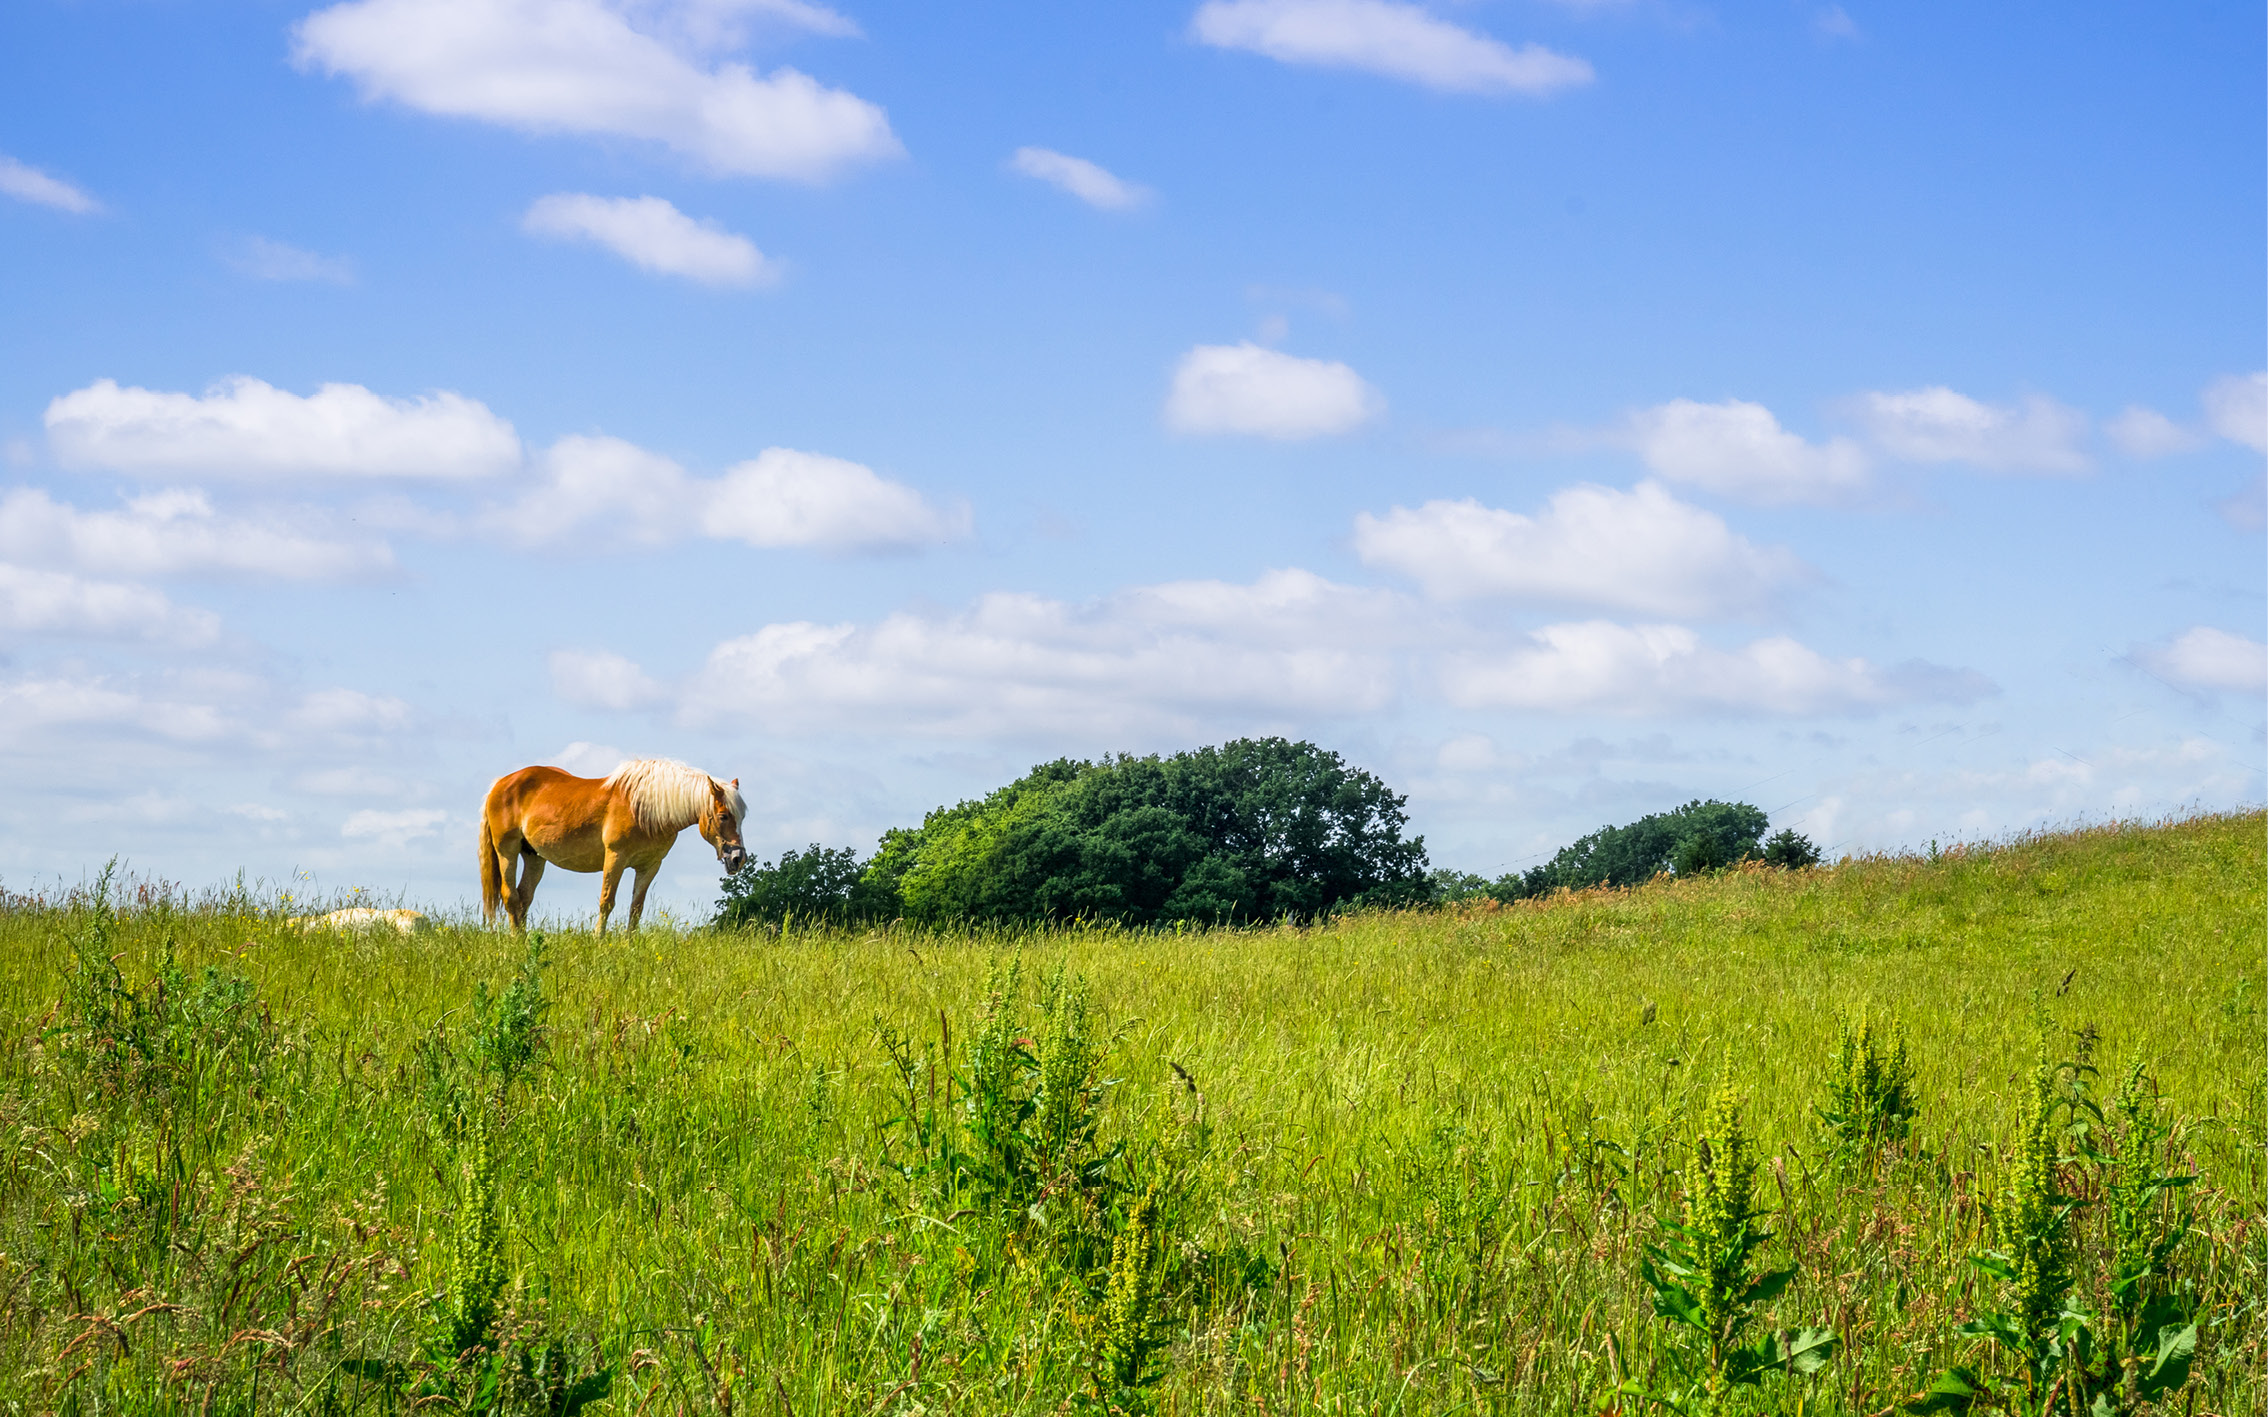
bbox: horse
[480,758,748,934]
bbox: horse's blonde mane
[603,758,746,831]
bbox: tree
[1762,828,1822,869]
[715,844,898,928]
[1490,800,1772,899]
[848,738,1430,928]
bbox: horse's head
[700,776,749,873]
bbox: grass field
[0,812,2259,1415]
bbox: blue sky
[2,0,2261,919]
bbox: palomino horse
[480,759,748,934]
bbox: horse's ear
[730,777,739,788]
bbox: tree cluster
[1431,799,1821,905]
[716,737,1431,929]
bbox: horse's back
[486,764,619,871]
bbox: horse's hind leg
[510,849,545,930]
[626,865,656,933]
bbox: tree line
[715,737,1821,929]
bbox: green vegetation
[717,737,1431,928]
[1504,798,1779,901]
[0,812,2258,1415]
[717,743,1815,932]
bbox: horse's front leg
[596,853,627,936]
[626,865,657,933]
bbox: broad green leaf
[2136,1323,2197,1399]
[1741,1265,1796,1306]
[1903,1367,1983,1414]
[1782,1326,1839,1377]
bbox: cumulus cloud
[523,193,778,286]
[546,740,630,776]
[1442,621,1991,717]
[1189,0,1593,96]
[551,648,670,710]
[226,236,356,284]
[1852,386,2090,473]
[340,807,449,847]
[494,436,967,552]
[702,448,970,550]
[0,564,219,645]
[498,434,694,546]
[0,154,100,213]
[0,487,394,580]
[292,0,901,182]
[684,569,1409,738]
[2133,626,2268,695]
[1351,482,1806,618]
[1008,148,1152,211]
[2103,405,2202,459]
[46,377,520,480]
[2202,372,2267,453]
[1626,398,1869,505]
[1165,342,1383,439]
[0,671,235,744]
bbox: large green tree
[717,738,1430,929]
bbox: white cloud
[294,766,419,797]
[551,648,670,710]
[1189,0,1593,97]
[1352,482,1806,617]
[1443,621,1990,717]
[497,434,694,545]
[639,0,862,47]
[702,447,970,550]
[293,0,901,182]
[291,687,413,735]
[340,807,449,847]
[0,155,99,213]
[2103,405,2202,459]
[0,564,219,645]
[226,236,357,284]
[493,436,967,553]
[0,487,393,580]
[523,193,778,286]
[2202,371,2267,453]
[0,671,235,744]
[2134,626,2268,695]
[1852,386,2090,473]
[1008,148,1152,211]
[684,569,1409,738]
[46,376,521,481]
[1626,398,1869,505]
[1165,342,1383,439]
[546,740,629,776]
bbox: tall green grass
[0,812,2258,1414]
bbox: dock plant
[1616,1073,1838,1414]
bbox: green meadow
[0,812,2259,1415]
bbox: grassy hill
[0,812,2258,1414]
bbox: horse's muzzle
[720,844,747,872]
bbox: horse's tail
[479,813,503,923]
